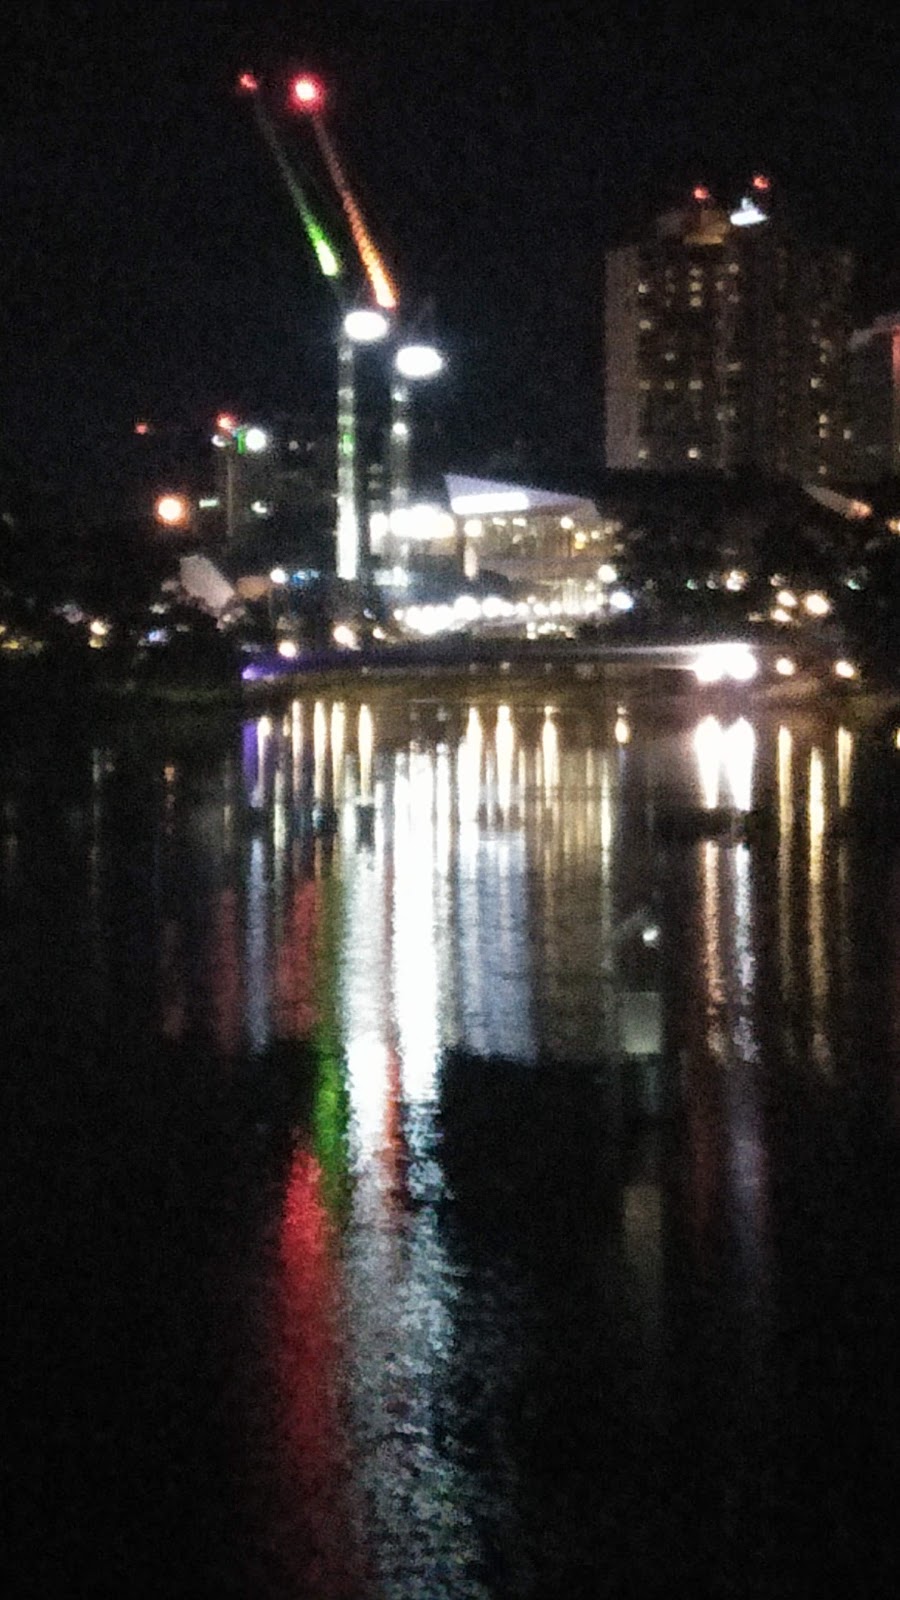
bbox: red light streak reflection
[275,1148,368,1595]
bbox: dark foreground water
[4,684,900,1597]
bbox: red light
[693,185,711,203]
[134,420,151,436]
[216,413,237,435]
[752,173,771,192]
[237,71,260,94]
[290,74,325,113]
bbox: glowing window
[689,378,703,390]
[687,447,701,460]
[639,318,653,331]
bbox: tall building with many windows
[845,316,900,481]
[604,180,853,481]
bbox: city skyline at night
[2,1,898,516]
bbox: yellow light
[771,607,792,623]
[277,639,299,660]
[803,592,832,617]
[776,589,798,608]
[155,493,189,527]
[89,618,110,637]
[333,623,357,648]
[615,715,631,745]
[775,656,796,676]
[833,659,858,680]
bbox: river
[4,680,900,1596]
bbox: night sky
[2,0,898,517]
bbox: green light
[312,233,341,278]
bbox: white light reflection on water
[339,734,490,1600]
[808,747,831,1072]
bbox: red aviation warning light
[216,413,238,435]
[751,173,771,192]
[692,185,711,203]
[290,74,326,113]
[237,71,260,94]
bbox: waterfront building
[604,179,853,482]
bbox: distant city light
[693,185,711,202]
[216,413,238,435]
[608,589,635,613]
[277,639,299,659]
[155,494,189,527]
[834,659,858,680]
[751,174,771,191]
[692,643,758,684]
[451,491,530,515]
[290,74,325,113]
[776,588,798,608]
[344,308,390,343]
[333,623,358,648]
[803,591,832,617]
[730,196,768,227]
[237,71,259,94]
[775,657,796,676]
[134,420,151,436]
[598,563,618,584]
[269,567,288,585]
[394,343,444,380]
[243,426,269,453]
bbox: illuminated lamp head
[290,74,325,113]
[155,494,189,527]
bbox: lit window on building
[688,378,704,390]
[817,464,828,476]
[690,295,703,308]
[664,350,676,362]
[818,413,830,424]
[638,447,650,461]
[810,376,823,388]
[727,361,742,373]
[639,318,653,331]
[664,378,676,390]
[638,281,650,295]
[639,379,651,391]
[727,262,740,275]
[687,447,701,460]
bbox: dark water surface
[4,686,900,1597]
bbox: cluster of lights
[212,415,270,452]
[691,643,758,684]
[393,586,636,638]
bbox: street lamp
[154,493,189,528]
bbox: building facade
[845,316,900,481]
[604,180,853,482]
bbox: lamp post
[338,308,390,581]
[390,344,444,522]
